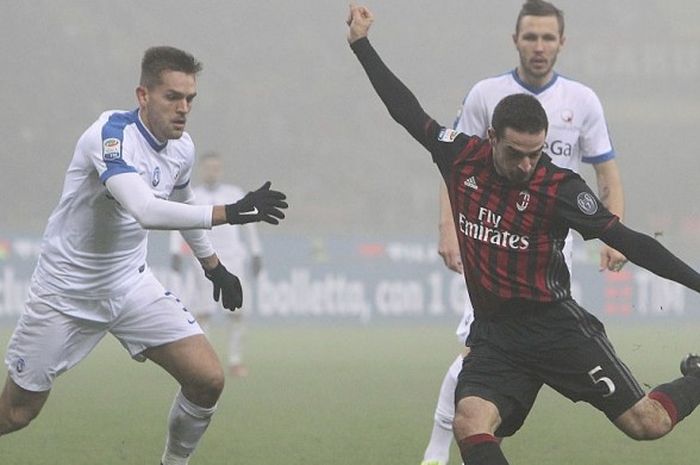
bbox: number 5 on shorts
[588,365,616,397]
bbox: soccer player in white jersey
[422,2,626,464]
[170,152,263,377]
[0,46,288,465]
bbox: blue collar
[511,69,558,95]
[132,109,168,152]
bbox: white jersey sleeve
[578,88,615,164]
[168,184,216,258]
[106,173,212,230]
[454,82,491,137]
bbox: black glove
[204,262,243,311]
[225,181,288,225]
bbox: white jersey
[34,109,195,298]
[454,69,615,171]
[452,70,615,343]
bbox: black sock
[650,375,700,425]
[458,433,510,465]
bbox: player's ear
[487,127,497,144]
[135,86,148,106]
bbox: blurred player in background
[171,152,263,378]
[0,46,287,465]
[425,2,627,463]
[347,5,700,465]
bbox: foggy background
[1,0,699,258]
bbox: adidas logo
[464,176,478,190]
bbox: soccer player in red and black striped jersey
[347,5,700,465]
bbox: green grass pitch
[1,322,699,464]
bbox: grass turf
[0,322,699,465]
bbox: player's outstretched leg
[0,376,50,436]
[421,354,463,465]
[145,335,225,465]
[615,353,700,440]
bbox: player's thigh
[4,288,108,392]
[456,343,542,438]
[109,271,203,362]
[543,300,645,422]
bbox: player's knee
[183,367,225,407]
[616,403,673,441]
[201,368,225,400]
[453,397,499,439]
[1,405,40,434]
[621,417,672,441]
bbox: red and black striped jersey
[426,123,618,316]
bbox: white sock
[161,390,217,465]
[422,354,462,464]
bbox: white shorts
[4,270,203,392]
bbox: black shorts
[455,299,645,437]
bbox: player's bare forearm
[594,159,624,219]
[211,205,227,226]
[593,159,627,271]
[198,253,220,271]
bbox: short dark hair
[515,0,564,36]
[491,93,548,139]
[140,46,202,89]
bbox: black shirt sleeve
[556,174,700,294]
[600,222,700,294]
[555,174,618,240]
[350,37,470,178]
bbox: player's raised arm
[347,4,438,151]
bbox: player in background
[347,5,700,465]
[0,46,287,465]
[426,2,627,463]
[170,152,263,378]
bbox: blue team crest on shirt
[152,166,161,187]
[103,138,121,161]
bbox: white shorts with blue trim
[4,269,203,392]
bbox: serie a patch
[103,138,122,161]
[437,127,459,143]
